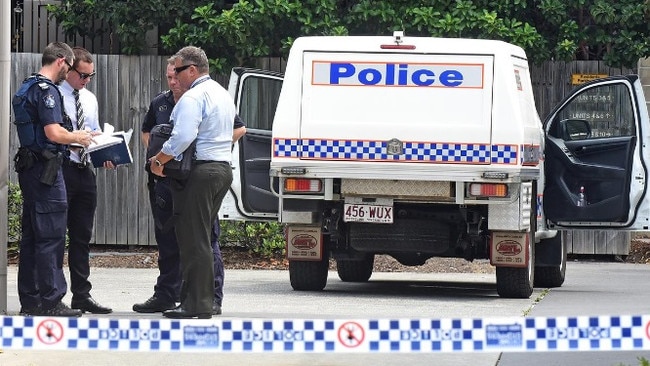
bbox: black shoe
[42,302,82,317]
[212,300,222,315]
[19,305,41,316]
[163,306,211,319]
[71,297,113,314]
[132,295,176,313]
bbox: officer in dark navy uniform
[12,42,94,317]
[133,59,245,316]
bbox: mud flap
[286,226,322,261]
[490,231,528,268]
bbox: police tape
[2,315,649,352]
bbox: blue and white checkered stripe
[274,138,302,158]
[3,315,649,353]
[491,144,518,164]
[274,139,518,164]
[522,316,645,351]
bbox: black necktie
[73,89,88,165]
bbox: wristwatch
[154,158,163,167]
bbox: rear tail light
[468,183,508,198]
[284,178,322,193]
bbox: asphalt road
[2,260,650,365]
[500,261,650,366]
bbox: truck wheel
[289,259,329,291]
[534,234,567,288]
[496,231,535,298]
[336,254,374,282]
[496,186,537,299]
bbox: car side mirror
[559,119,591,141]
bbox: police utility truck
[222,32,650,298]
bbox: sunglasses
[72,68,97,80]
[58,54,95,79]
[174,64,196,74]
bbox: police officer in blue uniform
[12,42,94,317]
[134,59,246,316]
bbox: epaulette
[38,82,50,90]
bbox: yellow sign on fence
[571,74,608,85]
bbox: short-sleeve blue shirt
[142,90,175,133]
[21,74,67,151]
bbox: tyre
[534,234,567,288]
[336,254,374,282]
[289,259,329,291]
[496,231,535,298]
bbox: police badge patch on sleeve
[43,94,56,109]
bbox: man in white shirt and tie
[58,46,112,314]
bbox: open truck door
[221,68,283,221]
[543,75,650,230]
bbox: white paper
[85,123,132,153]
[86,134,122,153]
[122,128,133,144]
[103,123,115,135]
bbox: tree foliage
[48,0,650,70]
[46,0,226,54]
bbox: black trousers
[147,175,225,305]
[62,160,97,300]
[172,162,232,314]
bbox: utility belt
[64,156,90,169]
[194,160,229,166]
[14,147,64,186]
[65,146,90,169]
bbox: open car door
[222,67,283,221]
[543,75,650,230]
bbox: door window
[239,75,283,130]
[550,84,635,140]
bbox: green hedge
[7,183,22,256]
[219,220,285,256]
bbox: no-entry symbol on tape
[337,321,365,348]
[37,319,64,345]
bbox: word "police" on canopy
[312,61,485,88]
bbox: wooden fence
[530,61,636,120]
[9,54,174,246]
[6,53,638,249]
[563,231,630,256]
